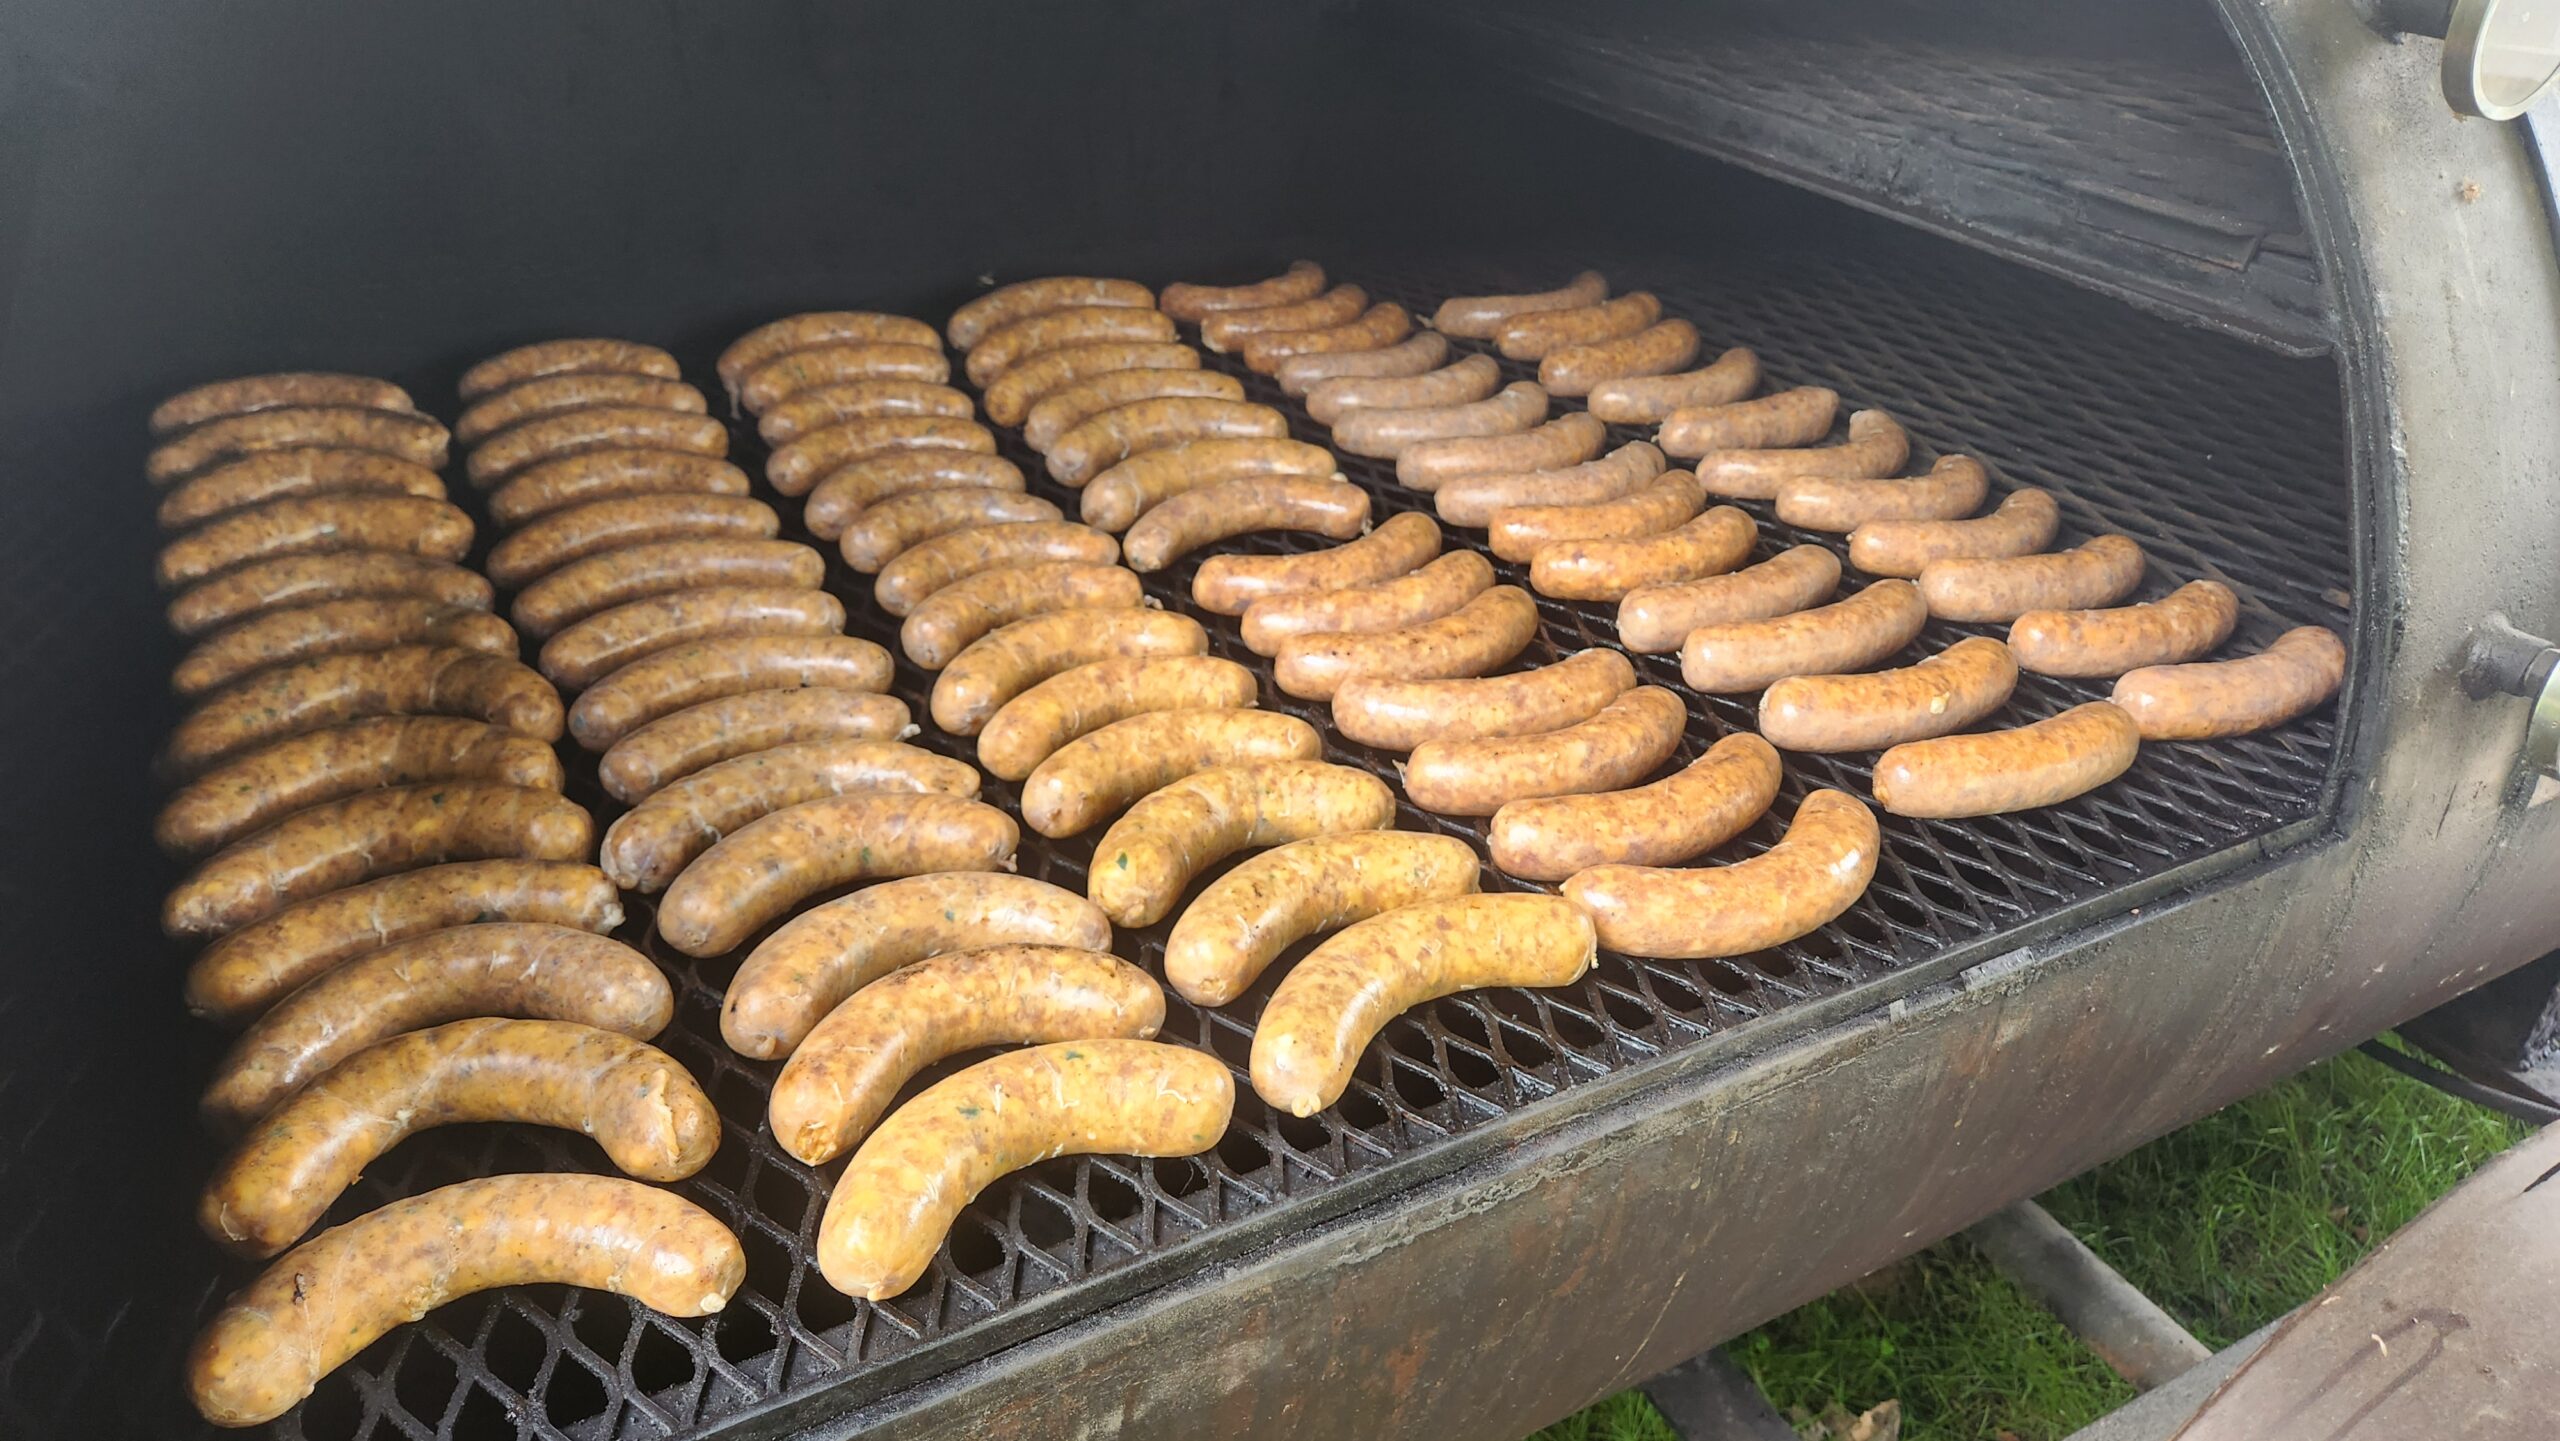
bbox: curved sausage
[1332,381,1547,460]
[466,406,728,489]
[1122,475,1371,572]
[2111,625,2345,740]
[1696,409,1910,499]
[458,338,678,400]
[1778,454,1989,532]
[804,450,1027,540]
[1530,503,1756,601]
[1047,397,1289,485]
[1759,636,2020,753]
[930,607,1209,736]
[1193,509,1440,615]
[739,342,950,414]
[455,372,704,446]
[1276,329,1450,396]
[656,792,1020,956]
[1680,579,1926,694]
[1874,701,2142,817]
[172,597,515,698]
[724,873,1110,1060]
[1491,732,1780,882]
[1161,260,1326,321]
[982,341,1200,426]
[1919,534,2147,623]
[772,947,1163,1165]
[1241,550,1494,657]
[1433,271,1609,339]
[818,1041,1230,1300]
[1404,685,1685,816]
[1081,437,1339,533]
[978,655,1258,780]
[1240,302,1414,375]
[598,688,914,804]
[1089,761,1395,926]
[759,379,975,446]
[1496,291,1659,361]
[157,448,443,530]
[538,586,846,691]
[1434,440,1667,527]
[186,1175,740,1428]
[1332,647,1634,752]
[1657,386,1837,457]
[719,311,940,394]
[156,717,561,858]
[1399,411,1607,492]
[1275,584,1539,700]
[1201,284,1369,353]
[487,450,751,528]
[2010,579,2238,677]
[1564,789,1878,958]
[899,561,1143,669]
[567,634,893,750]
[513,539,825,638]
[164,784,593,938]
[768,415,996,496]
[157,495,472,590]
[602,739,979,892]
[486,493,782,588]
[1849,488,2059,578]
[1019,708,1322,838]
[1588,347,1759,424]
[876,521,1121,616]
[1541,317,1702,397]
[1162,831,1481,1007]
[201,1019,716,1258]
[1618,544,1841,654]
[966,305,1179,386]
[1306,353,1502,426]
[839,488,1064,572]
[1025,368,1247,453]
[948,276,1155,350]
[1487,470,1705,563]
[166,646,561,776]
[153,373,413,436]
[147,407,449,485]
[1251,894,1595,1116]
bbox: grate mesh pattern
[222,235,2349,1440]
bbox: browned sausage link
[1193,510,1440,616]
[156,716,560,858]
[965,305,1179,386]
[1160,260,1326,321]
[2111,625,2345,740]
[600,688,913,804]
[602,738,978,891]
[1617,544,1842,654]
[1019,709,1322,838]
[1404,685,1685,816]
[1332,381,1547,460]
[1435,440,1668,528]
[1333,647,1634,752]
[165,645,562,776]
[875,522,1120,616]
[980,341,1201,426]
[1405,409,1620,490]
[1540,312,1698,395]
[466,406,729,489]
[929,608,1209,736]
[1588,347,1761,425]
[1563,790,1879,959]
[1528,503,1757,602]
[1679,579,1928,693]
[1874,701,2142,817]
[1759,636,2021,753]
[167,554,490,638]
[977,655,1258,781]
[186,1175,740,1428]
[152,373,414,436]
[1487,470,1706,564]
[947,277,1155,350]
[172,598,515,699]
[1695,409,1911,499]
[1658,385,1838,457]
[1275,584,1540,701]
[738,342,951,414]
[157,449,444,530]
[455,373,705,446]
[1495,291,1660,361]
[760,379,975,446]
[156,495,473,590]
[512,539,825,638]
[182,863,623,1028]
[2008,579,2238,678]
[1778,455,1990,532]
[655,794,1021,956]
[1025,369,1248,453]
[1306,353,1502,426]
[1241,550,1495,657]
[1201,284,1369,353]
[719,312,940,392]
[1491,732,1781,882]
[164,784,594,938]
[899,562,1144,669]
[804,451,1027,541]
[487,450,751,529]
[1081,437,1340,534]
[486,493,782,588]
[767,415,997,496]
[1433,271,1609,339]
[147,407,449,485]
[1122,476,1372,573]
[1848,488,2060,578]
[538,587,847,691]
[1046,398,1290,485]
[567,634,893,750]
[1919,534,2147,623]
[1276,330,1451,396]
[840,488,1064,572]
[1239,302,1414,375]
[458,339,678,400]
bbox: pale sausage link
[655,793,1021,957]
[1160,260,1326,321]
[1404,685,1687,817]
[1192,510,1439,616]
[566,634,893,751]
[760,379,975,446]
[155,716,561,858]
[601,738,976,892]
[1848,488,2059,578]
[147,406,449,485]
[948,277,1154,351]
[458,338,677,400]
[1240,550,1493,657]
[1025,369,1247,453]
[898,562,1144,669]
[1491,733,1782,882]
[1759,636,2021,753]
[1331,382,1547,460]
[839,489,1064,573]
[1046,396,1289,485]
[1695,409,1910,500]
[486,493,782,588]
[466,406,728,489]
[1274,584,1539,701]
[1588,347,1759,425]
[2111,626,2345,740]
[1496,291,1659,361]
[511,539,825,639]
[1305,353,1502,426]
[538,587,847,691]
[874,522,1121,617]
[1617,544,1840,654]
[1433,271,1609,339]
[172,598,515,699]
[1564,790,1878,959]
[455,372,704,446]
[966,306,1179,387]
[982,341,1200,427]
[1435,441,1666,528]
[487,450,751,529]
[804,451,1027,540]
[739,343,949,415]
[1081,438,1340,534]
[1202,284,1369,353]
[767,416,996,496]
[1776,455,1990,533]
[1121,475,1371,573]
[1088,761,1396,927]
[1332,647,1635,753]
[165,644,562,776]
[156,495,473,589]
[1918,534,2146,623]
[597,688,915,805]
[1019,708,1322,838]
[928,608,1207,737]
[153,373,412,436]
[1276,330,1450,396]
[1162,831,1481,1007]
[1873,701,2141,818]
[1678,579,1927,693]
[1239,302,1414,375]
[1488,470,1705,563]
[1540,317,1702,397]
[719,311,941,391]
[2008,579,2238,677]
[1400,412,1607,492]
[1657,386,1837,457]
[1529,504,1757,602]
[157,448,443,530]
[978,655,1258,781]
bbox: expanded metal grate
[206,232,2350,1440]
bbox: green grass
[1530,1043,2525,1441]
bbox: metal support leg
[1964,1200,2211,1391]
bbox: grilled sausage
[899,561,1143,668]
[1679,579,1927,693]
[1487,470,1705,563]
[1564,789,1878,958]
[598,689,914,804]
[165,646,561,776]
[1491,732,1780,882]
[1778,454,1990,533]
[1434,271,1609,338]
[1090,761,1395,926]
[1019,708,1322,837]
[152,373,413,436]
[1760,636,2020,753]
[466,406,728,489]
[538,586,846,690]
[759,379,975,446]
[1025,369,1248,452]
[978,655,1258,780]
[455,373,704,446]
[156,495,472,589]
[2010,579,2238,677]
[771,947,1163,1165]
[719,312,940,396]
[1588,347,1760,424]
[1161,260,1327,320]
[1193,509,1440,615]
[1122,475,1371,572]
[2112,626,2345,740]
[929,608,1209,736]
[724,873,1111,1060]
[1201,284,1369,352]
[1530,503,1756,601]
[1920,534,2146,623]
[1239,302,1414,375]
[201,1019,716,1258]
[487,451,751,528]
[876,522,1120,616]
[1047,397,1289,484]
[172,598,515,698]
[839,488,1064,572]
[948,276,1154,350]
[1241,550,1495,657]
[147,407,449,485]
[819,1041,1229,1300]
[768,416,997,496]
[1618,544,1841,653]
[1274,584,1539,700]
[738,342,950,414]
[157,449,443,530]
[1081,437,1340,533]
[657,792,1019,956]
[966,305,1180,386]
[1657,386,1838,457]
[983,341,1200,426]
[163,784,593,938]
[602,739,979,892]
[1276,329,1451,395]
[512,539,825,638]
[1404,685,1685,816]
[486,493,781,588]
[1497,291,1659,361]
[186,1175,740,1428]
[1399,411,1607,492]
[1332,647,1635,752]
[156,717,561,858]
[567,634,892,750]
[1306,353,1502,426]
[1849,488,2060,578]
[1696,410,1910,500]
[458,339,678,400]
[1162,831,1481,1007]
[1435,440,1667,527]
[1874,701,2141,817]
[1541,318,1702,398]
[1332,381,1547,460]
[804,451,1027,540]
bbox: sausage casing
[567,633,892,750]
[839,488,1064,572]
[1332,381,1547,460]
[1162,831,1482,1007]
[172,597,515,699]
[656,793,1021,956]
[1588,347,1759,424]
[466,406,728,489]
[978,655,1258,781]
[598,688,914,804]
[1873,701,2142,817]
[602,738,978,892]
[1778,454,1990,532]
[966,305,1180,386]
[929,608,1209,736]
[156,716,562,858]
[1332,647,1634,753]
[157,448,443,530]
[719,312,940,392]
[982,341,1200,426]
[454,372,704,446]
[1491,732,1781,882]
[1759,636,2020,753]
[875,522,1120,616]
[1192,509,1439,615]
[1618,543,1841,654]
[767,416,997,496]
[1089,760,1396,927]
[759,379,975,446]
[513,539,825,638]
[1657,385,1837,457]
[2009,579,2239,677]
[738,343,950,414]
[1496,291,1659,361]
[1435,440,1667,528]
[1919,534,2146,623]
[152,373,413,436]
[1404,685,1685,816]
[1019,708,1322,837]
[1696,409,1910,500]
[1849,488,2060,578]
[1305,353,1502,426]
[486,493,782,588]
[165,645,561,776]
[156,495,473,590]
[1025,368,1247,453]
[1541,317,1702,398]
[948,276,1155,350]
[1679,579,1926,693]
[1433,271,1609,339]
[1240,302,1414,375]
[1240,550,1494,657]
[147,406,449,485]
[1564,789,1878,958]
[1201,284,1368,352]
[487,451,752,529]
[1275,584,1539,700]
[1487,470,1705,563]
[899,562,1143,669]
[457,339,679,400]
[1399,411,1607,492]
[804,450,1028,540]
[1122,475,1371,573]
[1081,437,1339,533]
[1161,260,1327,321]
[538,587,846,690]
[1047,397,1289,485]
[1529,503,1757,601]
[1276,329,1450,396]
[2111,625,2346,740]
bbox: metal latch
[2460,613,2560,784]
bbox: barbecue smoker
[4,0,2557,1437]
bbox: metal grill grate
[215,234,2347,1440]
